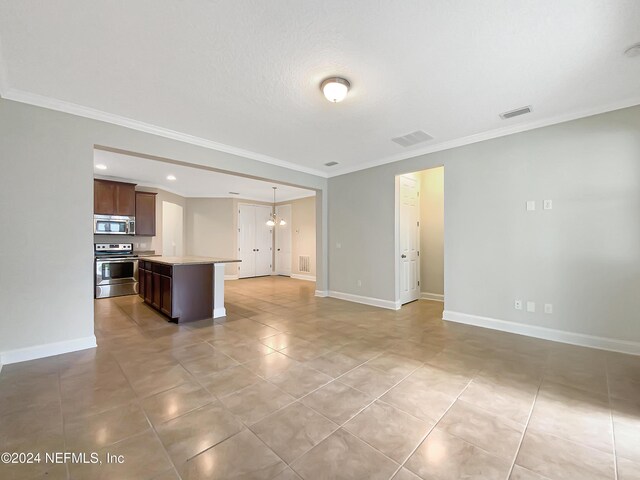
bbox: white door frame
[394,166,445,308]
[275,204,292,276]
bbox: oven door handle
[96,259,139,264]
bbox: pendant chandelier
[266,187,286,226]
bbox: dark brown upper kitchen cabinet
[94,179,136,216]
[135,191,157,236]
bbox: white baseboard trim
[421,292,444,302]
[328,291,401,311]
[213,307,227,318]
[224,274,239,280]
[291,274,316,282]
[0,335,97,365]
[315,290,328,297]
[443,310,640,356]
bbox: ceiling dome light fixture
[95,164,107,170]
[266,187,286,227]
[166,174,177,181]
[321,77,350,103]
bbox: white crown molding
[291,274,316,282]
[443,310,640,356]
[421,292,444,302]
[4,85,640,180]
[2,88,329,178]
[0,335,97,365]
[329,96,640,177]
[328,290,401,311]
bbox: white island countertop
[142,256,241,266]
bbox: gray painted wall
[329,105,640,342]
[0,98,327,358]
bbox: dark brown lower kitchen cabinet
[139,259,213,323]
[138,265,146,298]
[144,269,153,304]
[151,272,162,309]
[160,275,172,316]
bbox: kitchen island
[138,256,240,323]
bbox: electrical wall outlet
[526,201,536,211]
[544,303,553,314]
[514,300,522,310]
[527,301,536,313]
[336,242,341,249]
[357,280,362,287]
[544,200,553,210]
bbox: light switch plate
[544,303,553,314]
[544,200,553,210]
[527,301,536,313]
[514,300,523,310]
[526,201,536,211]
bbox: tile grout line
[504,374,543,479]
[391,377,475,480]
[55,352,71,480]
[605,356,619,480]
[108,326,183,480]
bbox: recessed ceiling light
[166,175,176,181]
[624,42,640,57]
[324,161,339,166]
[228,191,240,195]
[320,77,350,103]
[95,164,107,170]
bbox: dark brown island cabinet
[138,257,240,323]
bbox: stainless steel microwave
[94,215,136,235]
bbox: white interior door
[399,175,420,304]
[238,204,256,278]
[275,204,292,276]
[162,201,184,256]
[254,205,273,276]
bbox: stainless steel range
[94,243,139,298]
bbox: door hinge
[417,251,420,256]
[417,221,420,226]
[418,280,420,286]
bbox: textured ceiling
[93,149,315,202]
[1,0,640,177]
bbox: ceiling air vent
[391,130,433,148]
[228,191,240,195]
[324,161,339,167]
[499,106,532,120]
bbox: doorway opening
[395,166,444,306]
[236,194,316,281]
[92,146,318,290]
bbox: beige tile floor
[1,276,639,480]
